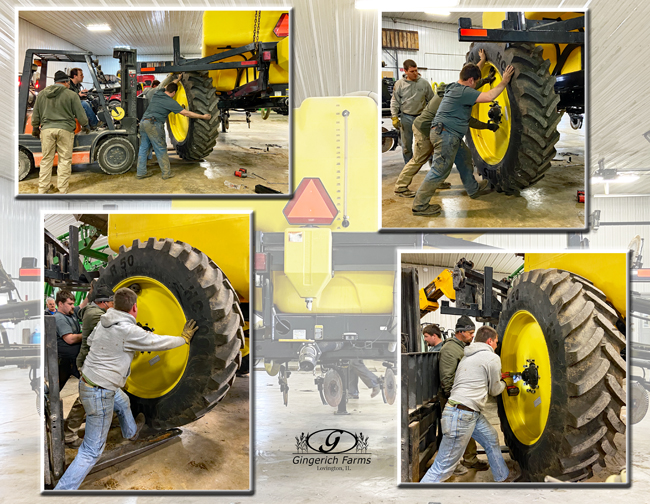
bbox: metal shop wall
[18,19,85,86]
[381,16,470,87]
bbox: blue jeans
[421,405,509,483]
[399,113,417,164]
[412,128,480,211]
[80,101,98,128]
[54,381,137,490]
[137,119,171,177]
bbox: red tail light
[19,268,40,281]
[283,178,338,225]
[255,253,269,272]
[459,28,488,37]
[274,13,289,38]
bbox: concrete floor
[381,114,585,229]
[57,375,250,491]
[18,111,289,196]
[2,363,648,503]
[415,395,626,483]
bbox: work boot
[394,189,416,198]
[370,386,381,398]
[439,181,452,189]
[45,185,59,194]
[136,172,154,180]
[463,458,490,471]
[129,413,146,441]
[412,204,442,216]
[162,172,175,180]
[65,436,83,448]
[349,393,359,400]
[453,463,469,476]
[469,180,492,199]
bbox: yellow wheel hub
[470,62,512,164]
[115,276,189,399]
[501,310,551,445]
[168,81,189,142]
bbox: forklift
[18,47,143,180]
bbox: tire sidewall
[97,137,135,175]
[496,277,569,480]
[465,43,523,192]
[97,243,218,426]
[167,74,198,155]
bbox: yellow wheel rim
[470,62,512,164]
[168,81,189,142]
[501,310,551,445]
[115,276,189,399]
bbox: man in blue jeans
[68,68,99,129]
[412,62,515,216]
[54,287,199,490]
[421,326,513,483]
[136,73,212,180]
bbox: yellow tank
[203,10,289,92]
[482,12,583,75]
[107,213,250,303]
[524,253,626,318]
[174,95,385,314]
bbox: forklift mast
[114,47,139,133]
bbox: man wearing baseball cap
[63,284,115,447]
[436,315,488,474]
[30,70,89,194]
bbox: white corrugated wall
[382,17,470,87]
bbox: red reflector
[19,268,40,279]
[140,67,155,72]
[255,253,268,272]
[241,60,257,66]
[637,269,650,278]
[274,13,289,37]
[283,178,338,225]
[460,28,488,37]
[263,51,271,62]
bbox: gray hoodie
[81,307,185,391]
[390,75,434,117]
[448,341,506,413]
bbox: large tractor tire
[465,43,562,195]
[496,269,626,481]
[96,238,244,430]
[167,72,220,161]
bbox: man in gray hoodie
[421,325,511,483]
[54,287,198,490]
[31,70,89,194]
[390,59,434,165]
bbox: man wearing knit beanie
[31,70,88,194]
[436,315,489,474]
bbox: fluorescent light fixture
[591,174,639,184]
[425,10,452,16]
[87,24,111,32]
[356,0,459,9]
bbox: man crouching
[54,287,198,490]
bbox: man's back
[432,82,481,138]
[449,341,505,412]
[32,84,87,132]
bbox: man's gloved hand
[181,319,198,344]
[82,125,91,134]
[487,66,497,83]
[391,116,401,129]
[31,128,40,138]
[487,122,499,132]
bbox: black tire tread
[496,269,625,481]
[98,237,242,430]
[167,72,220,161]
[465,43,562,194]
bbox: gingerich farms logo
[292,429,371,471]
